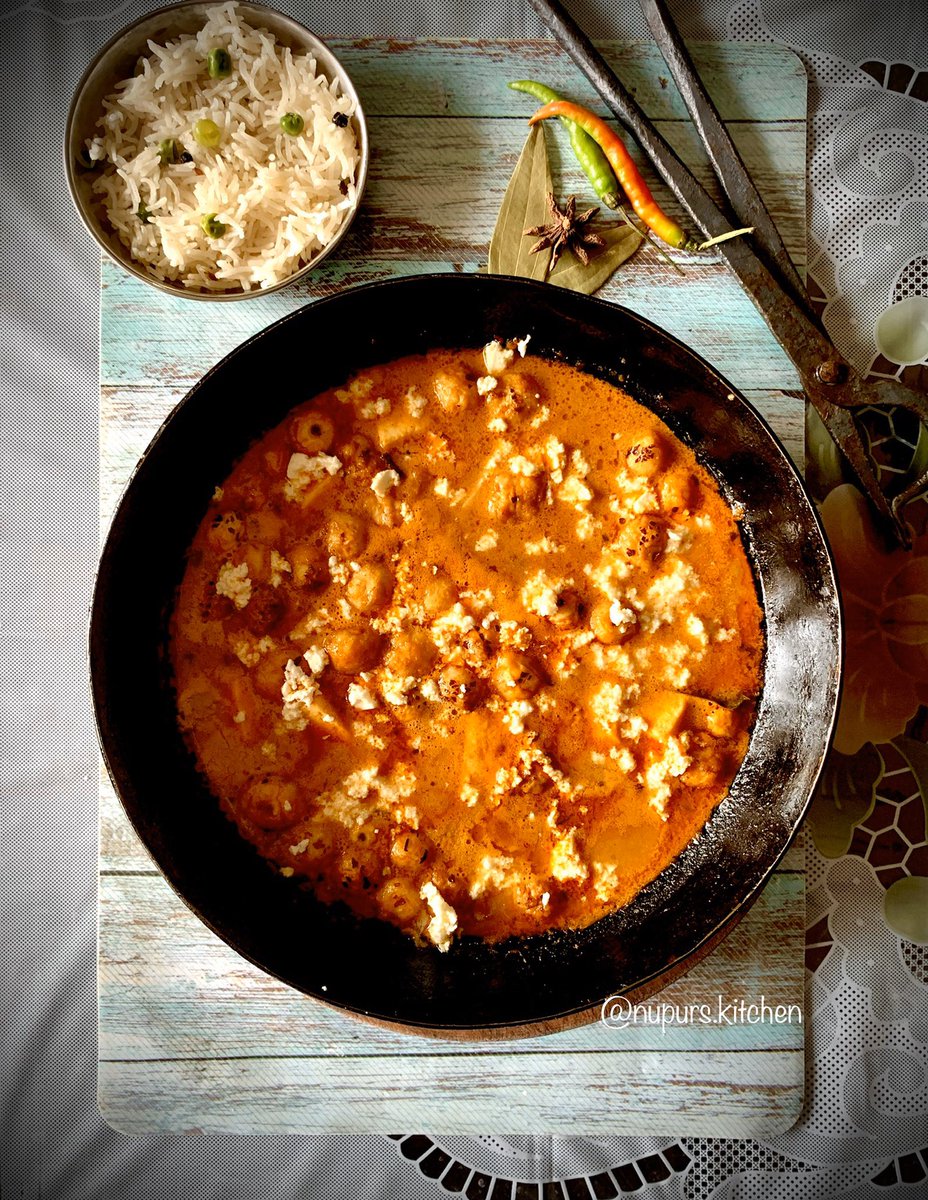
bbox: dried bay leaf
[547,221,643,294]
[488,124,642,293]
[488,123,552,280]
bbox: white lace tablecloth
[3,0,927,1196]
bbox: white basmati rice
[85,3,361,292]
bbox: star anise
[524,193,606,269]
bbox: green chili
[207,47,232,78]
[509,80,620,209]
[279,111,305,136]
[529,99,696,248]
[200,212,227,237]
[136,201,152,224]
[193,118,222,149]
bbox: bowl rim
[91,272,844,1035]
[64,0,369,301]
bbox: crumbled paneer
[570,449,590,477]
[460,782,480,807]
[642,735,692,819]
[551,828,587,882]
[611,745,637,772]
[666,524,693,555]
[521,570,562,618]
[608,599,637,636]
[316,770,381,829]
[614,467,657,513]
[303,645,328,675]
[433,477,450,497]
[469,853,515,898]
[335,375,374,402]
[420,881,458,952]
[360,397,391,419]
[516,334,531,357]
[231,633,274,667]
[544,436,567,479]
[431,603,476,652]
[406,386,428,417]
[327,555,350,586]
[621,713,649,741]
[502,700,533,735]
[371,468,400,497]
[343,765,380,801]
[509,454,538,476]
[560,474,594,508]
[280,659,318,728]
[347,682,378,710]
[216,561,252,609]
[420,677,441,702]
[593,861,620,902]
[497,620,532,650]
[380,673,416,706]
[488,416,508,433]
[269,550,291,588]
[590,680,627,732]
[575,512,596,540]
[475,531,498,552]
[686,614,708,645]
[397,804,419,830]
[525,535,563,556]
[476,375,497,396]
[483,340,515,375]
[639,559,698,632]
[286,451,341,491]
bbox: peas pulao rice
[84,3,361,292]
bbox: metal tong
[528,0,928,546]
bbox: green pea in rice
[86,2,360,292]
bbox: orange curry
[170,342,764,951]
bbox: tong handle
[638,0,817,326]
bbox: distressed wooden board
[98,38,808,1136]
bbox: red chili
[529,99,698,250]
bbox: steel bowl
[65,1,368,300]
[91,273,841,1037]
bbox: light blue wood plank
[98,1047,803,1136]
[329,40,806,123]
[100,256,802,394]
[98,867,803,1058]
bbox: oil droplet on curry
[170,342,764,952]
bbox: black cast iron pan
[90,273,841,1037]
